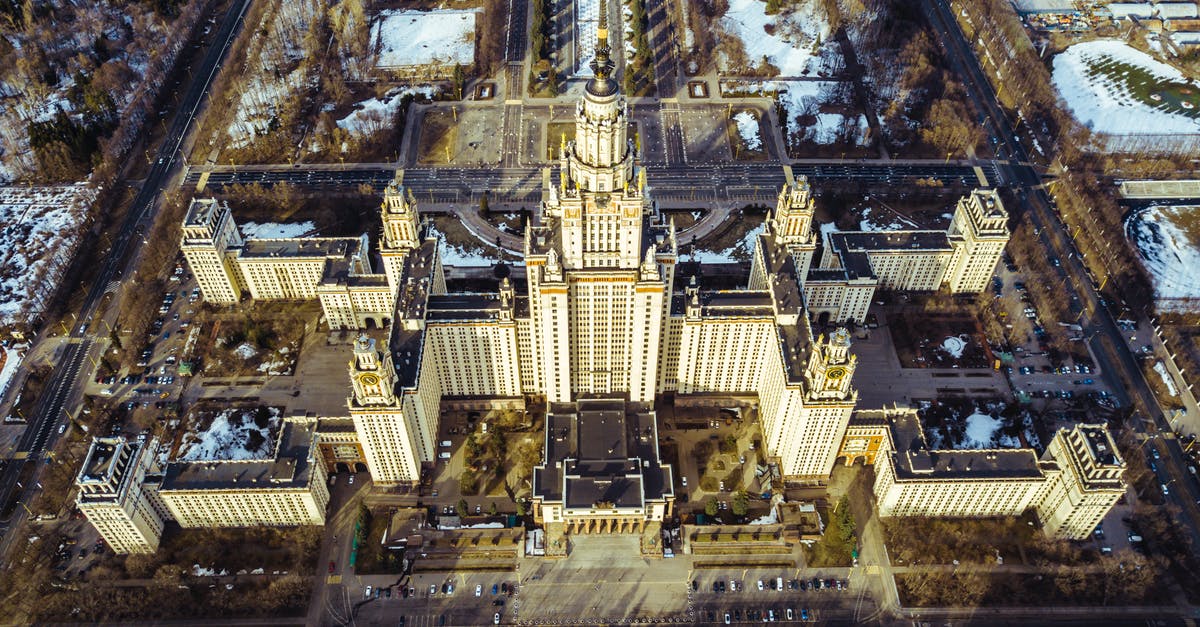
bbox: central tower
[529,6,677,402]
[560,0,633,197]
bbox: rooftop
[831,230,953,254]
[240,236,363,261]
[887,411,1046,481]
[534,399,672,510]
[183,198,224,229]
[426,293,504,321]
[159,420,318,492]
[1077,424,1123,468]
[695,290,774,318]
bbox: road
[184,160,1002,201]
[0,0,255,550]
[923,0,1200,555]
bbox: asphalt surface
[923,0,1200,554]
[183,161,1001,205]
[0,0,254,540]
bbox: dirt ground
[888,311,993,369]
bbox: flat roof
[160,420,317,491]
[1078,424,1123,467]
[183,198,223,228]
[887,411,1045,481]
[426,293,504,321]
[831,230,953,254]
[1010,0,1076,13]
[697,290,774,318]
[240,237,362,260]
[534,399,672,509]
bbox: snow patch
[336,86,439,134]
[940,335,968,359]
[233,343,258,360]
[692,221,766,263]
[1154,360,1179,396]
[733,111,762,151]
[1125,205,1200,301]
[720,0,830,76]
[961,412,1001,449]
[177,407,282,461]
[239,221,316,239]
[373,10,478,68]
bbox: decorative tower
[557,0,634,196]
[180,198,245,304]
[770,177,819,280]
[527,8,676,403]
[804,327,857,401]
[348,334,397,406]
[380,172,421,294]
[945,188,1010,294]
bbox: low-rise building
[532,399,674,532]
[156,418,330,528]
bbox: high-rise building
[76,437,166,554]
[852,409,1126,540]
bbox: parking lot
[88,261,198,412]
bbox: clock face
[358,373,380,387]
[826,367,846,380]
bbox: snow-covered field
[692,221,766,263]
[240,221,316,239]
[177,407,282,461]
[0,346,24,404]
[1125,204,1200,302]
[720,0,831,76]
[0,184,96,329]
[770,81,867,145]
[337,86,439,134]
[373,9,478,69]
[1052,40,1200,137]
[733,111,762,151]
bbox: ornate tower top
[587,0,617,97]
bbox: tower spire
[587,0,617,96]
[598,0,608,47]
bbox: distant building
[1010,0,1077,14]
[1107,2,1157,19]
[75,437,167,554]
[1156,2,1199,19]
[846,409,1126,540]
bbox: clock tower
[805,327,856,401]
[349,334,397,406]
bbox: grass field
[1087,58,1200,119]
[416,109,458,165]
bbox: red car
[328,561,336,574]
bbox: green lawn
[1086,57,1200,119]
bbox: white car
[757,579,764,591]
[364,585,372,599]
[476,584,482,596]
[494,613,501,624]
[348,475,355,485]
